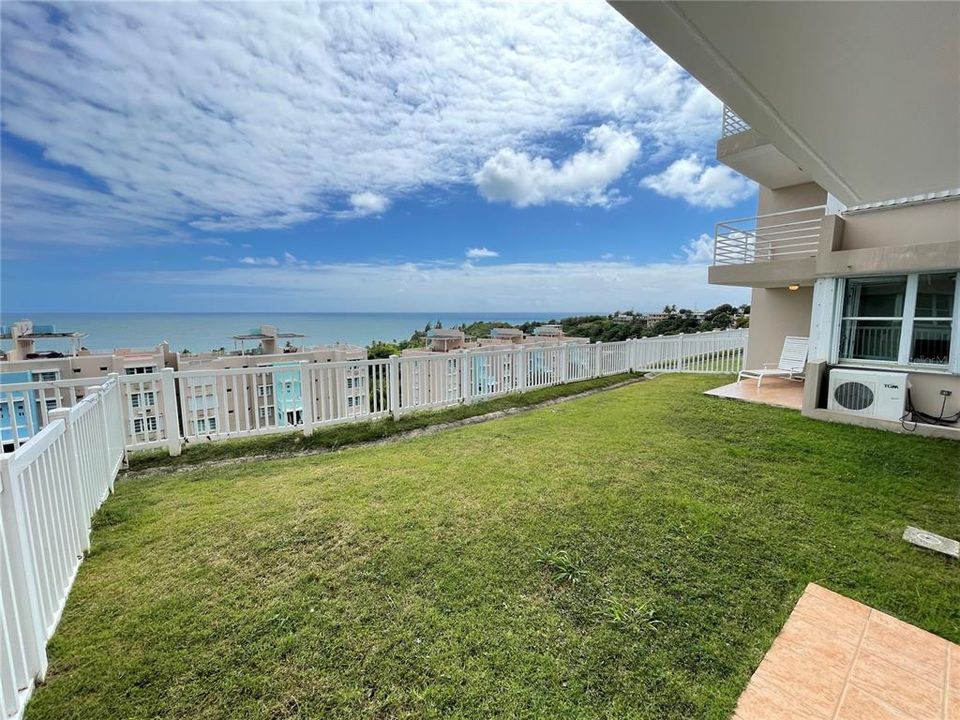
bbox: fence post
[459,350,472,403]
[91,385,114,490]
[0,456,49,683]
[594,341,603,378]
[159,368,181,457]
[107,373,127,472]
[677,333,686,372]
[516,346,526,392]
[299,361,314,437]
[388,355,401,420]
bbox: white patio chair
[738,336,808,388]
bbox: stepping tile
[733,584,959,720]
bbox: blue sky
[1,1,755,314]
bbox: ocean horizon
[0,312,583,354]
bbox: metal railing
[2,331,750,457]
[714,205,826,265]
[721,105,751,137]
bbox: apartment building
[614,2,959,435]
[1,321,367,447]
[174,326,366,437]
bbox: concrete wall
[745,286,813,368]
[839,200,960,251]
[757,182,827,215]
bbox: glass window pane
[915,273,956,318]
[839,319,902,361]
[842,276,907,318]
[910,320,952,365]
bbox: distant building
[531,324,563,338]
[424,328,468,352]
[484,327,524,344]
[0,320,366,447]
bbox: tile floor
[706,376,804,410]
[733,583,959,720]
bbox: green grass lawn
[27,375,960,720]
[128,372,642,472]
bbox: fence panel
[0,382,123,720]
[397,354,462,412]
[3,331,750,458]
[307,359,392,427]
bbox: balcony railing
[721,105,751,138]
[713,205,826,265]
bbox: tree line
[367,304,748,356]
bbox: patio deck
[705,376,804,410]
[734,583,959,720]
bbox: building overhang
[708,258,816,289]
[611,1,960,205]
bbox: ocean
[0,312,572,353]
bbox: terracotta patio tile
[804,584,872,620]
[848,646,942,720]
[946,643,959,694]
[792,592,869,647]
[835,684,917,720]
[948,692,960,720]
[750,641,848,718]
[862,610,948,686]
[733,585,959,720]
[774,614,859,675]
[704,377,803,411]
[733,674,831,720]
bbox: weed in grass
[537,549,587,585]
[599,595,663,634]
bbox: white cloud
[202,255,228,263]
[600,252,615,260]
[475,125,640,207]
[123,254,747,312]
[347,192,390,218]
[0,2,720,246]
[641,154,755,209]
[239,256,279,266]
[681,233,715,264]
[465,247,498,259]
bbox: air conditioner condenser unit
[827,369,908,421]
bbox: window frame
[833,271,960,373]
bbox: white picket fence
[2,330,748,458]
[0,380,125,720]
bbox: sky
[0,1,755,314]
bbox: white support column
[159,368,181,457]
[594,341,603,377]
[299,362,314,437]
[388,355,401,420]
[677,334,686,372]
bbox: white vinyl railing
[714,205,827,265]
[2,331,749,457]
[0,380,124,720]
[721,105,751,137]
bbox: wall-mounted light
[787,284,800,291]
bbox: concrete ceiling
[612,1,960,205]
